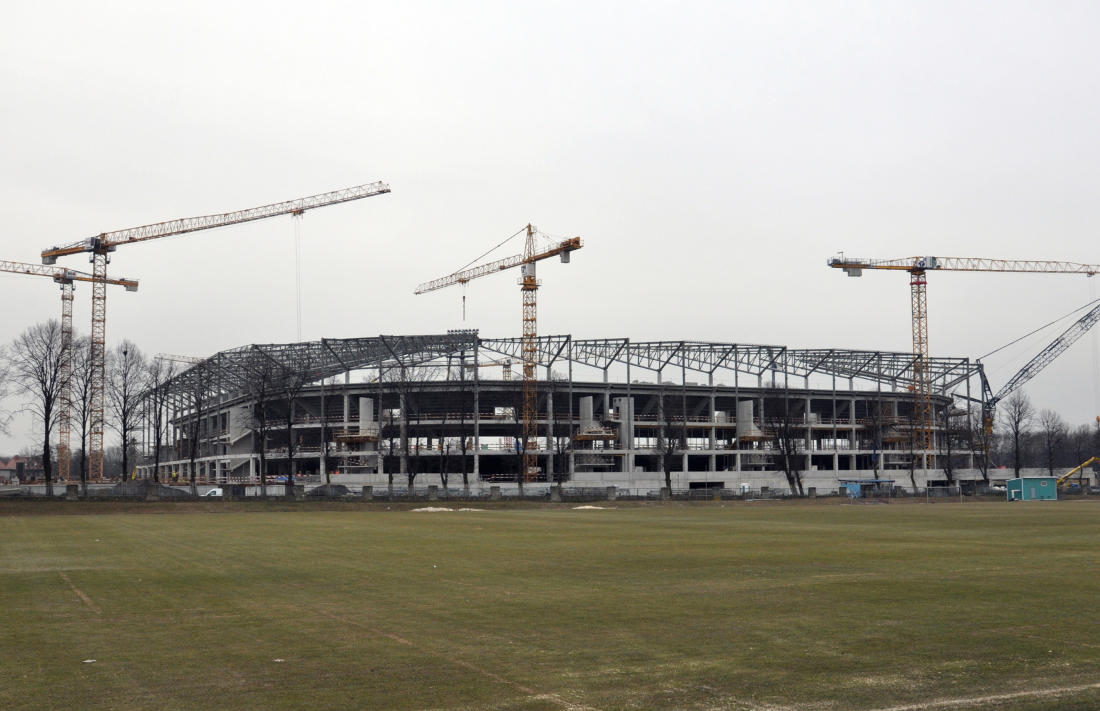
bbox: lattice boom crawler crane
[41,181,391,482]
[0,260,138,482]
[416,225,582,482]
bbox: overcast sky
[2,1,1099,451]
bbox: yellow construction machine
[1058,457,1099,491]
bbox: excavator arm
[1057,457,1099,487]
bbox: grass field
[2,499,1099,711]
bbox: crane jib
[41,181,390,262]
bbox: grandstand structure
[137,331,989,493]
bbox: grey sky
[2,1,1099,452]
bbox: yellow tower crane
[0,260,138,482]
[41,181,391,482]
[416,225,582,482]
[828,255,1100,460]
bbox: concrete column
[399,390,408,476]
[473,356,480,480]
[545,386,554,481]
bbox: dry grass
[1,500,1099,710]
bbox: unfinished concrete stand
[490,486,502,501]
[550,485,562,502]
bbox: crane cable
[979,296,1100,361]
[453,225,527,322]
[1092,278,1099,423]
[455,226,527,273]
[294,214,303,342]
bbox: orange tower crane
[0,260,138,482]
[41,181,390,482]
[415,225,582,481]
[828,255,1100,459]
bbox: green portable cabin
[1006,477,1057,501]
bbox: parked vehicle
[201,488,223,497]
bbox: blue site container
[1006,477,1057,501]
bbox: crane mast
[416,226,582,483]
[0,260,137,483]
[41,181,390,482]
[829,254,1100,466]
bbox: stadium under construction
[137,331,997,494]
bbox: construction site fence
[3,483,1072,501]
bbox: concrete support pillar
[428,485,438,501]
[490,485,501,501]
[399,390,408,476]
[805,397,813,472]
[545,387,554,482]
[362,485,373,500]
[473,361,480,480]
[549,485,562,502]
[606,486,617,501]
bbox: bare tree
[864,400,886,479]
[244,353,279,497]
[456,384,473,492]
[653,385,681,492]
[0,345,11,436]
[969,405,992,484]
[107,341,147,483]
[8,321,67,495]
[385,364,439,491]
[70,337,94,489]
[1068,423,1093,470]
[767,394,805,496]
[546,379,570,485]
[318,376,333,485]
[939,404,971,483]
[144,358,176,486]
[179,366,213,496]
[280,360,312,496]
[1038,409,1067,477]
[1001,391,1034,476]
